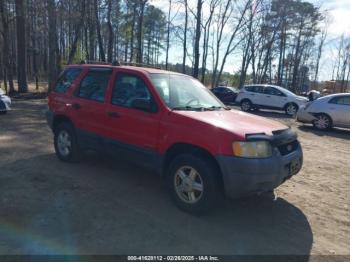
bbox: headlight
[232,141,272,158]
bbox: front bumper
[0,96,11,111]
[216,141,303,199]
[297,107,316,123]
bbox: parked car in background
[0,89,11,114]
[211,86,239,104]
[297,93,350,130]
[236,84,308,116]
[47,63,303,214]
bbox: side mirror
[131,98,156,112]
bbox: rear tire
[54,122,81,162]
[313,114,332,130]
[285,103,298,116]
[240,100,252,112]
[166,154,222,215]
[0,111,7,115]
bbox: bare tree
[15,0,28,92]
[0,0,15,94]
[192,0,203,78]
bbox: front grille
[278,140,299,156]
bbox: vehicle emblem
[287,145,293,151]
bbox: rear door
[104,71,161,162]
[69,68,113,148]
[328,96,350,127]
[244,86,263,104]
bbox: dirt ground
[0,97,349,256]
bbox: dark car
[211,86,239,104]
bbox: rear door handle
[107,112,120,118]
[72,103,81,110]
[266,95,271,98]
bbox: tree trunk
[182,0,188,73]
[68,1,86,64]
[15,0,28,93]
[165,0,171,70]
[0,0,15,94]
[107,0,114,62]
[136,0,147,63]
[47,0,58,92]
[94,0,105,61]
[193,0,202,78]
[129,2,137,62]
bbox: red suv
[47,63,303,214]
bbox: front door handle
[107,112,120,118]
[72,103,81,110]
[266,95,271,98]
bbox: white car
[297,93,350,130]
[236,84,309,115]
[0,89,11,114]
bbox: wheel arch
[52,114,74,133]
[162,143,224,189]
[284,102,299,110]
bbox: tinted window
[264,86,284,96]
[213,88,223,93]
[54,68,81,93]
[76,69,112,102]
[112,73,152,108]
[246,86,263,93]
[330,96,350,105]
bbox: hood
[174,109,288,137]
[295,96,309,102]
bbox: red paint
[49,64,288,157]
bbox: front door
[104,71,161,165]
[328,95,350,127]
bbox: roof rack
[120,62,162,70]
[78,60,161,69]
[80,60,111,65]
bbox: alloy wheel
[174,166,204,204]
[57,130,72,157]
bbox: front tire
[313,114,332,130]
[285,103,298,116]
[0,111,7,115]
[54,122,81,162]
[166,154,221,215]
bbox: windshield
[275,86,296,96]
[150,73,225,110]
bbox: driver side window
[111,73,152,108]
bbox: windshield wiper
[172,105,231,111]
[171,106,201,111]
[205,106,231,111]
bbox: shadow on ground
[297,125,350,140]
[0,153,313,256]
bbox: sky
[149,0,350,82]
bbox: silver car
[297,93,350,130]
[0,89,11,114]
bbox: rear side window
[54,68,81,93]
[111,73,152,108]
[329,96,350,106]
[76,69,112,102]
[245,86,263,93]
